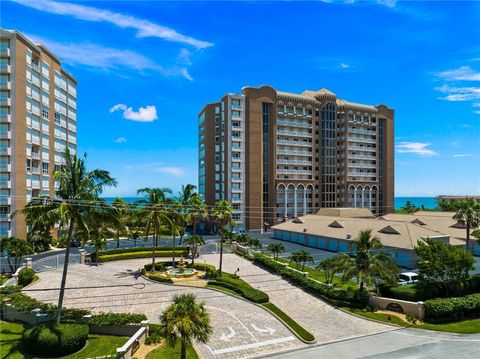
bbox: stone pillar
[79,249,86,264]
[361,188,365,208]
[25,257,32,269]
[369,188,372,210]
[141,320,149,335]
[284,188,288,219]
[294,187,298,218]
[353,188,357,208]
[303,188,307,215]
[417,302,425,320]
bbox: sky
[2,0,480,197]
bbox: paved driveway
[25,259,305,359]
[202,253,393,343]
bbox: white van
[397,272,419,285]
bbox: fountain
[167,257,196,278]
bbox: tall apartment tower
[0,29,77,238]
[199,85,394,231]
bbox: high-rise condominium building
[0,29,77,238]
[198,85,394,231]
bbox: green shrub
[22,322,88,357]
[0,284,23,295]
[102,246,189,255]
[424,293,480,322]
[145,323,163,345]
[208,274,269,303]
[253,253,368,307]
[380,283,419,301]
[17,268,36,287]
[90,312,147,326]
[99,250,188,263]
[146,273,173,283]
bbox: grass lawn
[0,321,126,359]
[275,256,357,289]
[343,308,480,334]
[262,302,315,342]
[145,342,198,359]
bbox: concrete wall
[368,293,424,320]
[116,326,148,359]
[1,304,53,325]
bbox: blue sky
[3,0,480,197]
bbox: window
[42,162,49,174]
[42,106,49,119]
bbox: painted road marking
[252,323,275,335]
[220,327,236,341]
[208,305,258,342]
[210,336,296,355]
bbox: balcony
[32,167,41,174]
[0,180,11,188]
[348,136,376,144]
[0,81,10,90]
[348,128,376,135]
[277,159,313,166]
[276,139,312,147]
[0,65,11,74]
[0,97,10,106]
[348,154,377,160]
[348,145,376,152]
[0,197,11,205]
[32,181,41,189]
[0,131,10,139]
[348,163,377,169]
[0,146,11,155]
[276,119,312,128]
[276,129,312,138]
[0,213,10,221]
[348,172,377,178]
[276,149,312,156]
[0,48,10,57]
[0,114,11,123]
[0,163,11,172]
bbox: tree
[267,243,285,261]
[289,249,314,271]
[187,194,208,236]
[234,233,251,246]
[159,293,212,359]
[472,229,480,244]
[177,184,197,206]
[415,237,475,297]
[136,188,172,272]
[211,200,233,276]
[183,235,205,264]
[169,202,185,268]
[0,237,34,272]
[316,255,348,285]
[111,197,130,248]
[343,229,399,292]
[15,150,117,322]
[247,237,262,249]
[452,198,480,252]
[401,200,417,214]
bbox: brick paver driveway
[203,253,393,343]
[26,259,305,358]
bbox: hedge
[208,274,269,303]
[22,322,89,357]
[102,246,188,256]
[424,293,480,322]
[380,275,480,302]
[253,253,368,307]
[99,250,188,262]
[1,292,90,320]
[90,312,147,326]
[18,268,36,287]
[262,302,315,342]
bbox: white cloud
[153,167,186,177]
[453,154,473,158]
[124,162,185,177]
[434,84,480,102]
[110,104,158,122]
[12,0,212,49]
[26,34,193,80]
[115,137,128,143]
[396,142,438,157]
[436,66,480,81]
[377,0,397,8]
[177,48,192,66]
[338,63,351,69]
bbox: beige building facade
[199,85,394,231]
[0,29,77,238]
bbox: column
[294,187,298,217]
[303,188,307,215]
[369,188,372,210]
[353,188,357,208]
[284,188,288,219]
[361,188,365,208]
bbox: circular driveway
[25,259,305,359]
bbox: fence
[32,253,80,272]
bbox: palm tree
[178,184,197,206]
[247,238,262,249]
[401,200,417,214]
[453,198,480,252]
[267,243,286,261]
[136,187,172,272]
[111,197,130,248]
[15,149,116,322]
[344,229,399,292]
[159,293,212,359]
[169,202,184,268]
[188,194,208,235]
[211,200,233,276]
[183,235,205,264]
[289,249,314,271]
[316,255,348,285]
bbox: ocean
[105,196,439,210]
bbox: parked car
[397,272,419,285]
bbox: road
[265,328,480,359]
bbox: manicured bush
[99,250,188,263]
[0,284,23,294]
[424,293,480,322]
[22,322,88,357]
[90,312,147,326]
[208,274,269,303]
[145,323,163,345]
[380,283,419,301]
[145,273,173,283]
[253,253,368,307]
[102,246,189,256]
[17,268,36,287]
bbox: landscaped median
[98,246,189,262]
